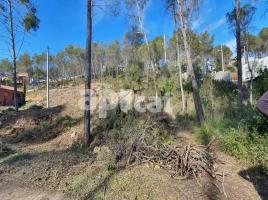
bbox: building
[215,56,268,82]
[242,56,268,82]
[17,72,29,84]
[0,85,25,106]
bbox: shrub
[195,115,268,172]
[92,109,172,162]
[254,69,268,99]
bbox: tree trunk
[84,0,93,147]
[177,0,204,123]
[236,0,243,109]
[176,34,186,112]
[171,2,185,112]
[136,0,158,98]
[8,0,18,112]
[245,43,253,105]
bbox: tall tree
[227,3,256,106]
[226,0,243,109]
[125,0,158,97]
[0,59,12,73]
[235,0,243,109]
[213,45,232,71]
[0,0,39,112]
[17,53,33,73]
[175,0,204,123]
[85,0,93,147]
[241,4,256,105]
[84,0,120,147]
[259,27,268,54]
[167,1,186,112]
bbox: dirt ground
[0,85,266,200]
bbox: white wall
[242,56,268,82]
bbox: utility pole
[46,47,50,108]
[164,34,167,63]
[221,45,224,72]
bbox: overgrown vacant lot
[0,84,266,200]
[1,0,268,199]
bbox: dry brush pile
[131,139,218,181]
[126,124,227,197]
[93,110,225,187]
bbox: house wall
[0,88,14,106]
[242,56,268,82]
[0,88,25,106]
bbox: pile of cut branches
[129,139,218,181]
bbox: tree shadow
[0,146,94,189]
[239,166,268,200]
[81,170,118,200]
[0,152,36,165]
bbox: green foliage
[220,130,268,172]
[169,29,214,58]
[0,0,40,39]
[195,111,268,172]
[226,4,256,34]
[23,11,40,31]
[213,45,232,71]
[259,27,268,51]
[125,63,144,90]
[17,53,32,73]
[254,69,268,99]
[157,76,177,94]
[195,115,227,144]
[237,107,268,134]
[149,36,164,67]
[21,103,43,111]
[0,59,12,73]
[195,75,268,171]
[93,109,172,161]
[212,79,237,108]
[176,112,196,129]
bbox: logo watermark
[78,89,173,118]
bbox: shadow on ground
[239,166,268,200]
[81,170,117,200]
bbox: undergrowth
[195,77,268,172]
[195,109,268,172]
[92,108,172,163]
[13,115,79,143]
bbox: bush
[92,109,172,162]
[157,76,177,95]
[220,130,268,172]
[254,69,268,99]
[195,114,268,172]
[176,112,196,129]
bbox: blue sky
[0,0,268,60]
